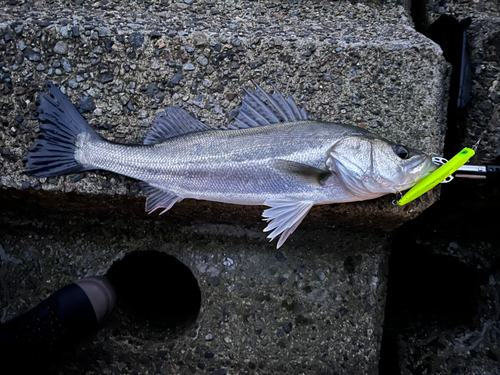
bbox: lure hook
[472,139,481,152]
[392,191,403,205]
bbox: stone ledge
[0,2,448,228]
[0,186,439,230]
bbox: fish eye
[394,145,410,159]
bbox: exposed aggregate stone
[0,207,390,375]
[0,0,453,373]
[386,0,500,373]
[0,0,447,227]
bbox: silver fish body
[27,82,436,247]
[78,121,366,205]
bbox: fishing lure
[398,147,475,206]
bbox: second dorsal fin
[144,106,212,145]
[233,82,308,129]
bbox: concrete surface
[0,0,448,226]
[0,0,452,374]
[385,183,500,375]
[414,0,500,164]
[380,1,500,373]
[1,209,390,374]
[460,18,500,165]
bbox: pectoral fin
[262,199,314,248]
[269,160,331,186]
[140,182,183,215]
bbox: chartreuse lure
[398,148,475,206]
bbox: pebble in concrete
[53,41,68,55]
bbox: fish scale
[80,122,357,203]
[26,82,436,248]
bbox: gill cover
[326,135,426,198]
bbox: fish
[26,81,437,248]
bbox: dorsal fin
[144,106,211,145]
[233,82,308,129]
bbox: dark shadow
[423,15,472,157]
[106,250,201,334]
[379,179,499,374]
[410,0,428,32]
[379,208,485,373]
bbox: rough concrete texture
[385,183,500,375]
[381,1,500,372]
[395,269,500,375]
[0,0,448,227]
[425,0,499,25]
[0,0,452,374]
[0,209,389,374]
[460,18,500,164]
[418,0,500,164]
[397,298,500,375]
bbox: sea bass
[26,82,436,247]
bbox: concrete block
[0,1,449,227]
[0,212,390,374]
[0,1,451,373]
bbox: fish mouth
[401,155,438,190]
[407,153,434,171]
[417,156,439,179]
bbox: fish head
[327,135,437,198]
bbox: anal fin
[139,182,182,215]
[262,199,314,248]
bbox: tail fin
[26,82,100,177]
